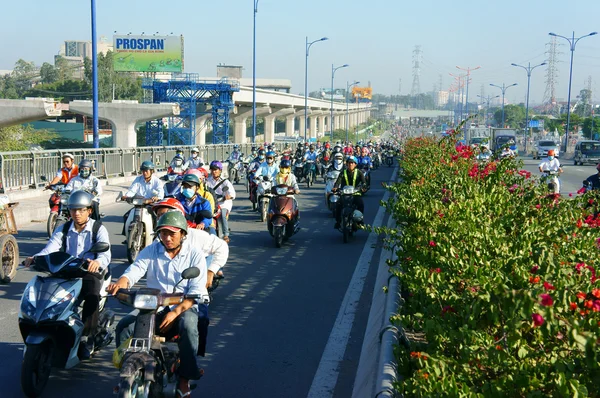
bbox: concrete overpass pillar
[234,118,248,144]
[299,116,306,139]
[285,115,295,136]
[195,115,211,146]
[318,115,327,137]
[264,115,276,143]
[309,115,319,140]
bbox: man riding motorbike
[25,191,111,358]
[303,145,318,179]
[358,147,373,169]
[45,153,79,211]
[186,147,204,169]
[328,152,345,172]
[295,143,305,159]
[333,156,366,229]
[538,149,563,194]
[227,144,243,177]
[255,151,280,180]
[66,159,102,220]
[107,211,208,397]
[176,174,213,231]
[168,154,188,175]
[206,161,236,243]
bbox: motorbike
[304,160,317,188]
[384,151,394,167]
[325,169,341,216]
[372,153,381,169]
[335,185,365,243]
[113,267,209,398]
[256,176,274,222]
[161,174,183,198]
[45,183,72,238]
[267,184,300,248]
[542,170,560,194]
[361,165,372,193]
[293,158,305,182]
[118,192,156,264]
[227,156,244,185]
[18,242,114,397]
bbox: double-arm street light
[304,36,328,142]
[549,31,597,152]
[490,83,518,127]
[456,65,480,141]
[511,61,546,153]
[91,0,99,148]
[330,63,349,140]
[252,0,259,143]
[477,94,499,126]
[346,80,359,143]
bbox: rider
[255,151,280,180]
[358,147,373,170]
[206,161,236,243]
[168,153,188,175]
[584,163,600,191]
[66,159,102,220]
[46,153,79,211]
[25,191,111,358]
[343,142,354,156]
[294,143,305,159]
[282,143,293,157]
[538,149,563,194]
[227,145,243,181]
[186,147,204,169]
[333,156,367,229]
[303,145,318,179]
[328,152,345,172]
[177,174,213,230]
[107,211,208,397]
[120,161,164,235]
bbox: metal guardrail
[0,143,283,193]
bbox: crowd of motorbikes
[15,140,400,397]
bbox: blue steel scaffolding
[143,73,239,145]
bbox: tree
[0,74,19,99]
[576,89,592,117]
[39,62,58,84]
[12,59,36,92]
[493,104,525,128]
[0,125,56,151]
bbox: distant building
[435,90,449,107]
[55,36,113,80]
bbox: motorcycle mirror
[40,175,47,182]
[87,241,110,254]
[182,267,200,279]
[198,210,213,219]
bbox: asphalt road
[0,164,396,398]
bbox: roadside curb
[351,215,400,398]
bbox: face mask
[548,156,554,161]
[192,153,198,158]
[182,187,196,199]
[259,155,265,161]
[80,169,90,178]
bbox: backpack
[60,219,103,259]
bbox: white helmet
[62,153,75,160]
[191,147,199,153]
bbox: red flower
[577,219,583,229]
[593,300,600,312]
[569,193,573,197]
[570,302,578,311]
[529,276,541,284]
[532,313,545,327]
[530,266,539,274]
[430,268,441,274]
[540,294,554,307]
[592,288,600,299]
[495,345,503,351]
[441,305,456,315]
[429,240,436,247]
[576,291,586,300]
[577,187,587,194]
[535,204,541,209]
[543,281,556,291]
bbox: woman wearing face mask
[176,174,213,230]
[538,149,563,194]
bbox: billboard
[113,35,183,72]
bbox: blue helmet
[346,156,358,164]
[266,151,275,158]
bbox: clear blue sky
[3,0,600,105]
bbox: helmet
[547,149,555,156]
[79,159,93,169]
[325,143,331,149]
[182,174,200,186]
[266,151,275,158]
[191,147,199,153]
[209,160,223,170]
[62,153,75,160]
[346,156,358,164]
[280,159,292,168]
[176,147,184,154]
[362,147,369,156]
[233,144,239,150]
[140,160,155,171]
[267,145,273,151]
[185,168,207,180]
[152,198,186,216]
[79,159,93,178]
[334,152,344,161]
[333,145,342,154]
[298,143,303,148]
[304,142,309,147]
[156,211,188,234]
[285,143,290,148]
[68,190,93,210]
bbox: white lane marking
[307,166,398,398]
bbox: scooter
[228,158,242,184]
[113,267,209,398]
[256,176,274,222]
[18,242,115,398]
[293,158,304,182]
[335,185,365,243]
[267,184,300,248]
[118,192,155,264]
[372,153,381,169]
[325,169,341,216]
[161,173,183,198]
[542,170,560,194]
[384,151,394,167]
[45,183,72,238]
[361,165,372,193]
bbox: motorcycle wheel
[127,223,144,264]
[0,234,18,283]
[274,226,284,248]
[21,342,53,398]
[261,201,268,223]
[46,212,58,238]
[342,218,349,243]
[252,200,256,211]
[118,368,150,398]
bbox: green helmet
[182,174,200,186]
[140,160,155,171]
[156,211,188,234]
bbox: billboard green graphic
[113,35,183,72]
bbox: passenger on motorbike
[177,174,213,231]
[333,156,366,229]
[185,168,215,225]
[168,154,188,175]
[294,143,305,159]
[358,147,373,169]
[343,143,354,156]
[255,151,280,180]
[206,161,236,243]
[276,159,301,195]
[25,191,111,358]
[107,211,208,397]
[584,163,600,190]
[328,152,345,172]
[46,153,79,188]
[186,147,204,169]
[66,159,102,220]
[538,149,563,194]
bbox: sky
[2,0,600,106]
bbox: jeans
[219,208,230,237]
[80,273,102,337]
[115,305,209,381]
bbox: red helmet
[152,198,186,216]
[185,168,208,180]
[325,143,331,149]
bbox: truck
[466,127,492,147]
[490,128,518,154]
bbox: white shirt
[186,229,229,274]
[539,158,561,172]
[206,176,236,212]
[125,175,165,200]
[122,238,208,300]
[65,175,102,201]
[36,219,111,270]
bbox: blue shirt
[304,151,317,162]
[254,162,279,179]
[176,193,213,228]
[358,156,372,168]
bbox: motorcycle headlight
[343,186,356,195]
[41,299,72,321]
[330,195,339,203]
[134,294,159,310]
[168,175,177,181]
[276,187,288,195]
[20,285,38,320]
[60,196,69,205]
[132,198,145,206]
[257,186,265,195]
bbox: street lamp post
[91,0,99,148]
[457,66,480,142]
[304,36,328,142]
[346,80,359,143]
[490,83,518,127]
[252,0,259,144]
[549,31,597,152]
[511,61,546,153]
[330,63,349,140]
[477,94,499,126]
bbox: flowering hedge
[384,130,600,396]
